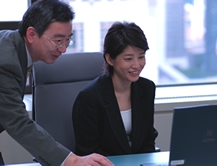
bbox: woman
[72,21,158,156]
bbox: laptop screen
[169,104,217,166]
[141,104,217,166]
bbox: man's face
[29,21,73,64]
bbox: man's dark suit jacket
[0,30,70,166]
[73,75,158,156]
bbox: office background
[0,0,217,164]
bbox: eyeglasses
[43,34,74,49]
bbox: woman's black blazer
[72,75,158,156]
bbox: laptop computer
[141,104,217,166]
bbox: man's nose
[58,45,67,53]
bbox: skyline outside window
[1,0,217,87]
[66,0,217,86]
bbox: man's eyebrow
[53,33,73,38]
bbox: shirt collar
[25,44,33,68]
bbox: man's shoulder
[0,30,22,48]
[0,29,18,37]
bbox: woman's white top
[120,109,132,146]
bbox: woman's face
[106,45,146,84]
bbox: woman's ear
[105,53,114,66]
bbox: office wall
[0,96,216,164]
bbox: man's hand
[64,153,114,166]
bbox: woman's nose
[132,59,140,68]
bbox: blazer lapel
[130,82,151,152]
[101,76,131,153]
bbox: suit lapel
[13,30,28,96]
[131,82,150,152]
[101,76,131,153]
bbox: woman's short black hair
[103,21,149,76]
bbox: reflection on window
[67,22,84,53]
[100,22,113,51]
[65,0,217,85]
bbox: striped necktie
[27,65,33,78]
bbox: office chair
[32,52,104,151]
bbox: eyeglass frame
[43,33,74,49]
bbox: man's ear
[105,53,114,66]
[25,26,38,44]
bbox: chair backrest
[32,52,104,151]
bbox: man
[0,0,113,166]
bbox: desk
[108,151,169,166]
[6,164,39,166]
[6,151,169,166]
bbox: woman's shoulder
[137,77,155,87]
[134,77,156,96]
[81,75,108,92]
[76,75,109,101]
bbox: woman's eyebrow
[124,54,134,57]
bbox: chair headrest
[33,52,104,85]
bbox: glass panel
[0,0,30,93]
[63,0,217,86]
[0,0,28,21]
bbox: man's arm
[0,62,114,166]
[0,62,70,165]
[64,153,113,166]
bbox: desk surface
[6,151,169,166]
[108,151,169,166]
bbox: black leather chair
[32,52,104,151]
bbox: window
[0,0,31,93]
[0,0,29,21]
[66,23,84,53]
[65,0,217,87]
[1,0,217,99]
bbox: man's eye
[54,40,63,44]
